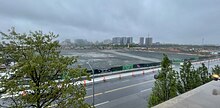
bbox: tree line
[148,54,219,107]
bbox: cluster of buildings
[112,37,153,47]
[112,37,133,45]
[61,36,154,49]
[139,37,153,46]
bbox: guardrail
[87,66,160,79]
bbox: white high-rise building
[112,37,121,45]
[112,37,133,45]
[145,37,153,46]
[127,37,133,44]
[120,37,127,45]
[139,37,144,46]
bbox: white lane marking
[121,80,129,83]
[85,92,103,99]
[140,88,152,92]
[85,79,155,99]
[104,79,155,94]
[49,100,110,108]
[94,101,109,107]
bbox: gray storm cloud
[0,0,220,44]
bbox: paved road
[85,59,220,108]
[85,73,155,108]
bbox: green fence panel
[122,64,133,70]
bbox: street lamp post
[208,60,210,72]
[87,61,95,107]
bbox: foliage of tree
[197,63,212,84]
[212,65,220,75]
[0,28,91,108]
[148,54,178,107]
[148,56,214,107]
[176,61,202,94]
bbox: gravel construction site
[60,50,199,70]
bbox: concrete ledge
[153,81,220,108]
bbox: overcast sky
[0,0,220,45]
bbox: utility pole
[202,38,204,45]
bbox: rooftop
[153,81,220,108]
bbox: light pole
[87,61,95,107]
[208,60,210,72]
